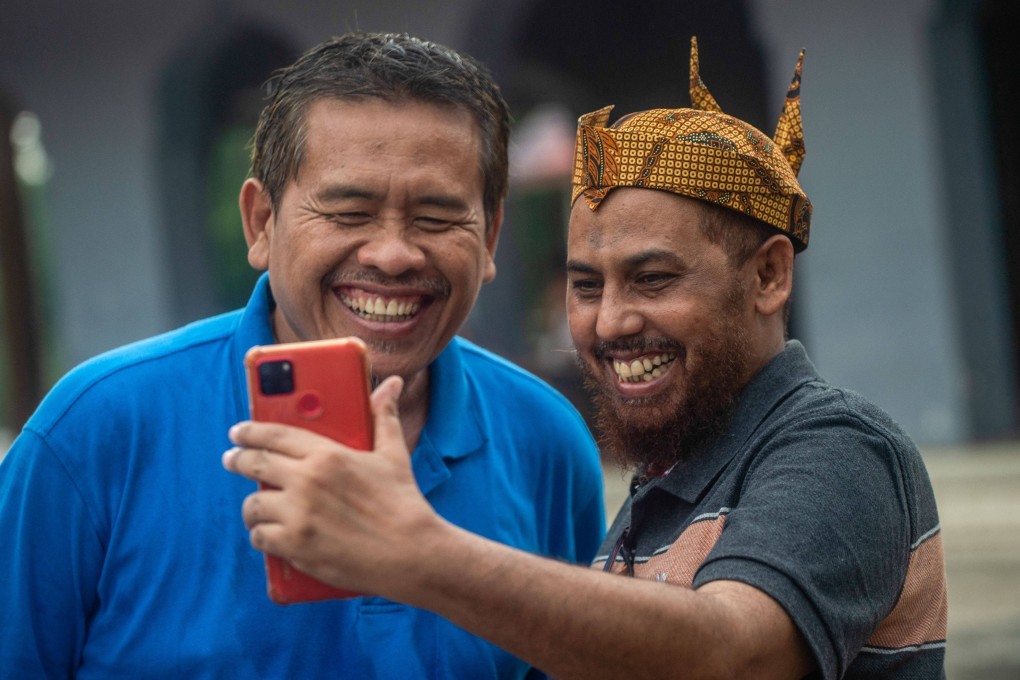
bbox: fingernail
[222,447,239,468]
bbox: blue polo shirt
[0,275,605,679]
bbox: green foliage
[206,125,260,311]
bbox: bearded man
[224,38,948,679]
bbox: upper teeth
[342,294,421,320]
[613,353,676,382]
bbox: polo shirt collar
[231,273,277,420]
[657,340,821,503]
[409,339,483,495]
[419,338,486,460]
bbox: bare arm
[224,376,813,680]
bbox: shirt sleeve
[556,411,606,566]
[0,428,104,678]
[692,412,911,680]
[571,464,607,566]
[546,403,607,570]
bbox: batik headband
[570,37,811,251]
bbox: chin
[578,340,753,473]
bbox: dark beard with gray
[576,318,754,474]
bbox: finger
[229,420,338,459]
[243,498,322,569]
[222,445,291,488]
[240,488,287,530]
[370,376,406,459]
[248,521,292,558]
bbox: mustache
[325,269,451,299]
[592,337,684,363]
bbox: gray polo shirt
[595,340,946,679]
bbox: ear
[751,234,794,317]
[482,201,504,284]
[239,178,274,271]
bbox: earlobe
[482,201,505,283]
[240,178,273,271]
[754,235,794,317]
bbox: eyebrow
[565,260,598,275]
[621,249,683,269]
[315,184,380,203]
[566,248,683,274]
[414,194,471,212]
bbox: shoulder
[454,337,586,416]
[743,378,918,497]
[776,378,918,456]
[748,376,939,537]
[451,338,599,464]
[26,310,243,437]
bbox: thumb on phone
[371,375,406,459]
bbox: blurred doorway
[0,96,46,433]
[157,20,296,325]
[980,0,1020,435]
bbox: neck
[396,368,430,452]
[747,319,788,381]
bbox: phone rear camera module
[258,359,295,395]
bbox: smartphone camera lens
[258,359,295,395]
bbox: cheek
[438,240,490,285]
[566,301,594,349]
[661,296,717,331]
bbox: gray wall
[751,0,968,442]
[0,0,473,367]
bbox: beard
[577,284,755,473]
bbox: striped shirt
[594,341,946,679]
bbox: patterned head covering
[571,37,811,251]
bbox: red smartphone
[243,337,373,604]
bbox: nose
[356,225,427,276]
[595,288,644,341]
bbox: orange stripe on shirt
[633,515,727,586]
[865,531,948,650]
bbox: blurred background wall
[1,0,1018,447]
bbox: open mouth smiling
[612,352,677,383]
[340,292,423,322]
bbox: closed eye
[329,212,373,226]
[414,216,458,231]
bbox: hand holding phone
[243,337,373,604]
